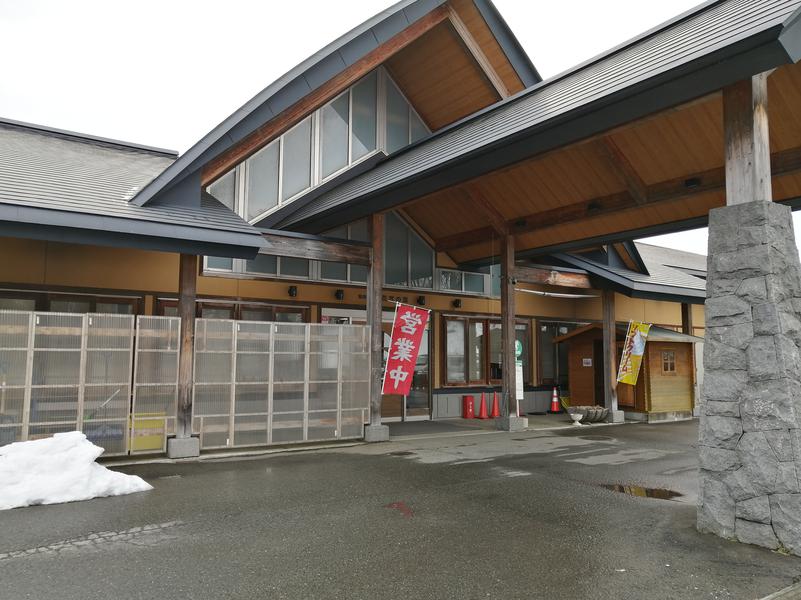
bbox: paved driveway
[1,421,799,599]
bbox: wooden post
[366,213,386,433]
[501,232,517,418]
[723,73,772,205]
[681,303,694,336]
[176,253,197,438]
[602,289,618,413]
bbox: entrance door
[321,308,431,422]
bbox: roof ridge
[0,117,178,158]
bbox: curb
[761,581,801,599]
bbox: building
[1,0,800,459]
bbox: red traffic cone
[476,392,489,419]
[489,391,500,418]
[549,387,561,414]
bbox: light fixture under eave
[515,288,598,299]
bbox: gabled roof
[273,0,801,233]
[129,0,539,209]
[556,242,707,303]
[636,241,707,273]
[0,119,265,257]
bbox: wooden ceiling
[400,60,801,264]
[385,21,500,130]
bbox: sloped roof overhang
[273,0,801,247]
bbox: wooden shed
[553,324,701,422]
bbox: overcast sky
[1,0,797,256]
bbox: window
[246,141,279,219]
[352,72,377,160]
[207,169,236,210]
[320,225,349,281]
[444,317,530,386]
[206,256,234,271]
[385,212,409,286]
[321,93,350,179]
[662,350,676,373]
[446,320,466,384]
[386,79,410,154]
[0,297,36,311]
[468,321,485,382]
[245,254,277,275]
[279,257,310,278]
[281,117,312,201]
[384,212,433,289]
[157,300,309,323]
[538,321,587,387]
[205,69,428,225]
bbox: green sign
[515,339,523,358]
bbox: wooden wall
[646,342,694,413]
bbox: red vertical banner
[381,303,430,396]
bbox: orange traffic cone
[549,387,561,414]
[489,391,500,418]
[476,392,489,419]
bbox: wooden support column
[500,232,517,419]
[723,73,772,205]
[176,253,197,439]
[365,213,389,441]
[681,303,694,336]
[601,289,619,415]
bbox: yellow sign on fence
[617,321,651,385]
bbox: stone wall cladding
[698,201,801,555]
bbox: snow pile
[0,431,152,510]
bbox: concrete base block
[496,416,528,432]
[166,436,200,459]
[364,424,390,443]
[607,410,625,424]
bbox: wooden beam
[367,213,385,429]
[465,184,508,235]
[510,265,593,289]
[500,233,517,418]
[723,73,772,205]
[597,137,648,205]
[176,253,197,438]
[446,5,509,98]
[601,289,618,413]
[261,231,371,265]
[435,143,801,252]
[201,5,450,185]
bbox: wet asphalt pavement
[1,420,800,599]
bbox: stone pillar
[698,200,801,554]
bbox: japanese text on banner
[381,303,430,396]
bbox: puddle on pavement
[388,451,415,456]
[602,484,682,501]
[579,435,614,441]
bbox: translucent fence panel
[0,310,134,456]
[82,314,135,455]
[0,311,33,446]
[132,316,180,454]
[192,320,369,450]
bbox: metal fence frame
[0,310,134,456]
[192,319,369,451]
[2,312,369,456]
[131,315,181,454]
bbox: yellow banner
[617,321,651,385]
